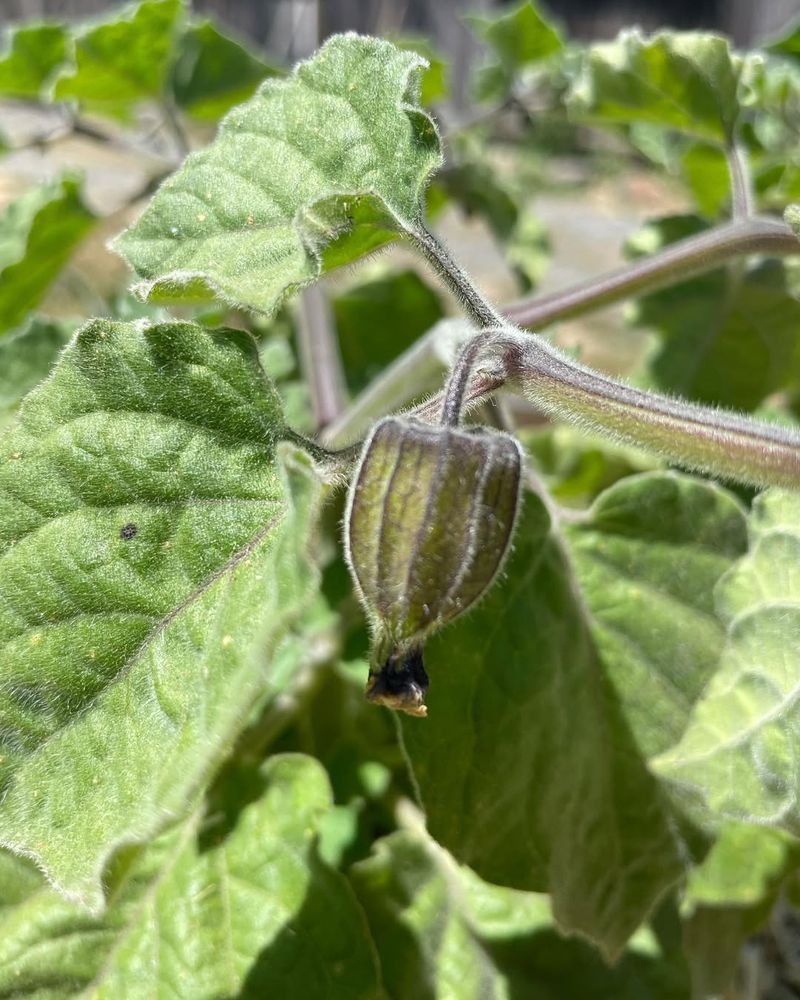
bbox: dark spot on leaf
[120,523,138,541]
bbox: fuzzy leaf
[0,23,68,99]
[0,318,322,907]
[114,34,441,314]
[628,215,800,409]
[53,0,184,119]
[655,490,800,833]
[0,177,95,336]
[351,830,688,999]
[171,20,282,123]
[568,29,743,143]
[401,472,746,958]
[0,756,382,998]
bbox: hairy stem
[440,334,499,426]
[498,331,800,489]
[726,142,754,220]
[504,216,798,329]
[409,222,504,328]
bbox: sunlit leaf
[0,318,322,907]
[114,34,441,315]
[655,490,800,833]
[568,29,743,143]
[53,0,184,119]
[0,756,382,998]
[0,23,68,99]
[0,176,95,336]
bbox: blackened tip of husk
[366,646,429,718]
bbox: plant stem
[409,222,504,328]
[726,142,754,220]
[504,216,798,329]
[296,284,348,431]
[440,334,498,426]
[498,331,800,490]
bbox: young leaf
[0,177,95,335]
[786,203,800,239]
[350,830,689,999]
[53,0,184,119]
[0,756,382,998]
[467,1,563,72]
[113,34,442,314]
[401,472,746,957]
[395,37,449,105]
[0,23,68,99]
[627,215,800,410]
[0,318,72,427]
[171,20,282,123]
[654,490,800,833]
[0,319,322,908]
[568,30,743,143]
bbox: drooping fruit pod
[345,416,523,717]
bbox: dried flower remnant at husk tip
[345,415,522,717]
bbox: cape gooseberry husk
[345,416,523,717]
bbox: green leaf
[351,829,689,999]
[0,318,323,907]
[655,489,800,833]
[0,177,95,336]
[565,472,748,758]
[0,318,72,427]
[402,472,745,957]
[333,270,444,395]
[53,0,184,119]
[396,37,449,105]
[680,142,731,218]
[568,29,743,143]
[628,215,800,409]
[681,823,798,998]
[171,19,282,123]
[468,1,563,72]
[0,23,68,99]
[113,34,441,315]
[0,755,382,998]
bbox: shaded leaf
[0,177,95,336]
[655,489,800,833]
[53,0,184,119]
[114,35,441,314]
[0,755,382,999]
[568,29,743,143]
[333,269,444,395]
[0,23,68,100]
[171,19,282,123]
[402,472,745,957]
[0,318,322,907]
[0,318,71,415]
[565,472,748,758]
[351,829,689,1000]
[628,214,800,409]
